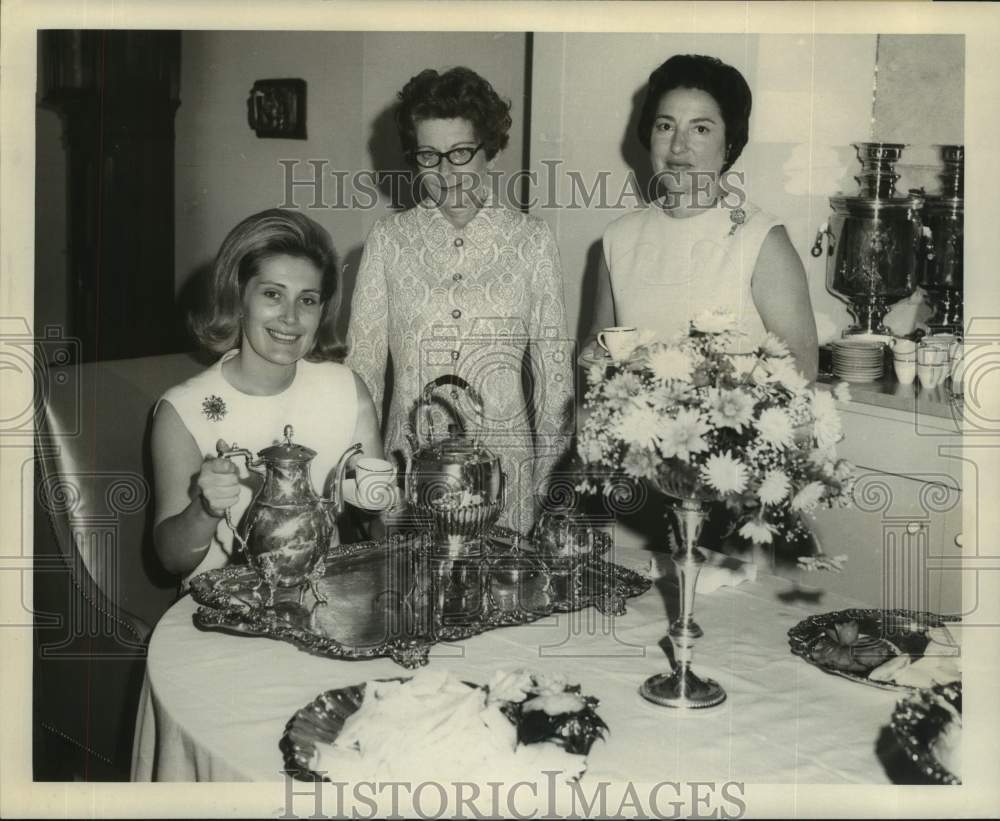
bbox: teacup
[891,338,917,357]
[916,347,948,389]
[924,333,956,350]
[354,457,397,510]
[893,356,916,385]
[918,344,950,366]
[597,326,639,361]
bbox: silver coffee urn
[920,145,964,336]
[813,142,925,336]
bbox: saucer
[840,333,894,346]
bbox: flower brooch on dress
[727,206,747,237]
[202,394,228,421]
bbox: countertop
[817,372,962,422]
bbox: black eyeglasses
[410,144,484,169]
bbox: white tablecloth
[131,547,900,784]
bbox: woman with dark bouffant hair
[152,209,388,585]
[346,67,573,534]
[589,54,818,380]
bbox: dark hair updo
[395,66,512,161]
[637,54,752,173]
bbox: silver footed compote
[640,478,726,709]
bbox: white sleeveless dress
[602,199,780,349]
[157,350,359,588]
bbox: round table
[132,546,900,785]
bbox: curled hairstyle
[395,66,512,160]
[637,54,752,174]
[189,208,345,362]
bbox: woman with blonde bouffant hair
[152,208,388,587]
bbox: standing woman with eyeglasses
[345,67,573,535]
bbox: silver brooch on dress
[202,395,227,421]
[728,207,747,236]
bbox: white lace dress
[346,198,573,535]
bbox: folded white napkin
[868,623,962,688]
[311,669,586,785]
[648,548,758,594]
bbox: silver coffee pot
[218,426,362,601]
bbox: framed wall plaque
[247,78,306,139]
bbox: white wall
[174,30,527,337]
[528,33,964,343]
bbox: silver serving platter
[280,677,458,781]
[280,678,404,782]
[889,681,962,785]
[787,608,961,692]
[191,527,649,669]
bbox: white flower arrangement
[578,310,856,561]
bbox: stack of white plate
[831,338,885,382]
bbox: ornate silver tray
[889,681,962,785]
[787,608,960,692]
[191,527,650,669]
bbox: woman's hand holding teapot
[198,443,241,518]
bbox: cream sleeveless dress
[157,350,359,588]
[602,199,780,349]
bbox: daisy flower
[758,470,791,505]
[700,451,749,494]
[622,446,660,479]
[791,480,826,512]
[812,390,843,448]
[692,308,738,335]
[766,357,809,393]
[707,387,755,431]
[604,371,643,401]
[730,352,761,380]
[614,403,664,450]
[739,519,775,544]
[757,407,795,447]
[647,345,694,383]
[759,332,790,359]
[650,381,691,409]
[809,446,838,471]
[659,409,711,461]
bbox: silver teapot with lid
[404,374,506,556]
[218,425,361,602]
